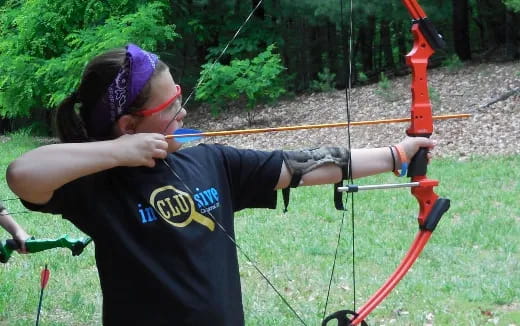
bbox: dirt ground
[0,61,517,158]
[185,61,519,158]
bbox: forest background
[0,0,519,134]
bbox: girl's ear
[115,114,138,135]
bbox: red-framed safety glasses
[135,84,182,117]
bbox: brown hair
[55,47,168,142]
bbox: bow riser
[406,24,435,137]
[413,177,439,226]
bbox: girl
[7,44,434,325]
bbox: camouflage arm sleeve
[282,147,351,188]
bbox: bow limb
[0,235,92,263]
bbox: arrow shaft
[168,113,470,139]
[36,264,49,326]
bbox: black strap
[282,188,290,213]
[334,165,350,211]
[334,182,344,210]
[282,171,303,212]
[284,165,349,212]
[290,171,302,188]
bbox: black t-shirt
[22,144,283,325]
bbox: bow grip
[421,197,450,231]
[407,147,428,177]
[6,239,20,249]
[0,239,19,263]
[417,18,446,51]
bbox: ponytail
[56,92,89,143]
[55,48,126,143]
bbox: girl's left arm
[275,136,434,189]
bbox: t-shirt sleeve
[211,144,284,211]
[19,172,105,236]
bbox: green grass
[0,133,101,325]
[1,134,519,325]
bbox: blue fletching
[173,128,203,143]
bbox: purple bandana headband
[88,44,158,137]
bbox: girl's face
[135,69,186,152]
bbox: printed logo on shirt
[149,185,215,231]
[193,187,220,214]
[137,203,158,224]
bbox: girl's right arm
[7,133,168,205]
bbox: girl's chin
[168,142,183,153]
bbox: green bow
[0,235,92,263]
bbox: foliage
[0,0,517,130]
[442,54,464,73]
[205,21,283,62]
[310,67,336,92]
[377,72,391,90]
[429,87,441,107]
[375,72,399,102]
[357,71,369,83]
[0,0,177,118]
[195,44,286,118]
[503,0,520,12]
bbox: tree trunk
[470,2,486,51]
[234,0,241,15]
[505,9,519,59]
[359,15,376,73]
[300,19,311,90]
[0,117,10,134]
[252,0,265,20]
[380,18,394,69]
[326,21,339,86]
[395,21,407,66]
[310,25,325,80]
[452,0,472,60]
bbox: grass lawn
[1,133,519,325]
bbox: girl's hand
[113,133,169,168]
[397,136,436,162]
[13,230,31,254]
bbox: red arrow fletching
[40,264,50,289]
